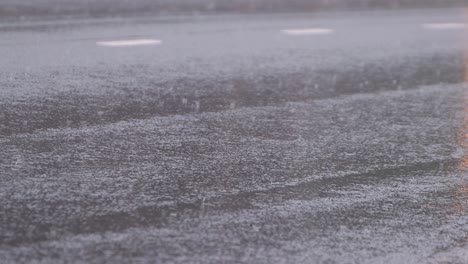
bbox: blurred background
[1,0,467,20]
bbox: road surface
[1,7,468,264]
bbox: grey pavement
[1,6,468,264]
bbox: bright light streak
[281,28,334,36]
[96,39,162,47]
[422,23,467,30]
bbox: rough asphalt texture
[1,7,468,264]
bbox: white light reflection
[96,39,162,47]
[422,23,467,30]
[281,28,334,36]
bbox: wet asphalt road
[1,7,468,264]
